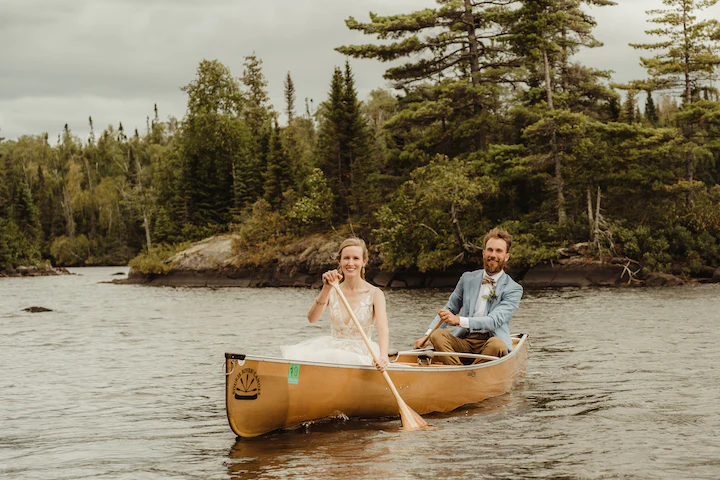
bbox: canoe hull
[225,334,528,438]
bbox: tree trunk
[544,49,566,225]
[553,132,567,226]
[231,159,239,214]
[61,186,76,240]
[143,211,152,252]
[561,30,569,93]
[686,149,695,204]
[450,197,477,255]
[543,49,554,110]
[587,188,594,241]
[594,186,601,250]
[683,10,692,104]
[134,155,152,252]
[464,0,485,150]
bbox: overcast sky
[1,0,718,143]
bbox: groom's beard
[483,256,505,275]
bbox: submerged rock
[23,306,53,313]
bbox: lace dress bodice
[329,287,376,340]
[280,285,380,365]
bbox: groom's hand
[439,309,460,326]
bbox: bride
[281,237,389,372]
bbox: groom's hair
[484,228,513,252]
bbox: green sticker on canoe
[288,364,300,384]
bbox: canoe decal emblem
[233,368,261,400]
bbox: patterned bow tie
[482,275,496,286]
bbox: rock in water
[23,306,53,313]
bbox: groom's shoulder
[459,268,482,282]
[503,272,523,292]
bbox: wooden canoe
[225,333,529,438]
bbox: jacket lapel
[464,269,484,317]
[485,272,508,314]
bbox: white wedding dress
[281,287,380,365]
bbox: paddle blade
[397,399,430,431]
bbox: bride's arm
[373,289,389,370]
[308,270,341,323]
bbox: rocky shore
[113,235,720,288]
[0,265,72,277]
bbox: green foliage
[315,62,375,219]
[127,243,188,275]
[178,59,252,227]
[0,218,27,270]
[4,35,720,281]
[263,120,293,207]
[629,0,720,104]
[613,182,720,273]
[287,168,334,228]
[50,235,91,267]
[373,155,497,272]
[231,199,293,266]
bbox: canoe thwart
[394,350,500,361]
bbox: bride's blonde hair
[337,237,369,280]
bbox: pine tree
[315,68,346,217]
[342,61,375,214]
[242,55,272,136]
[337,0,519,156]
[178,59,249,233]
[645,90,660,126]
[284,72,296,124]
[621,90,638,123]
[508,0,616,226]
[629,0,720,199]
[315,63,374,219]
[241,55,274,203]
[263,118,292,207]
[630,0,720,104]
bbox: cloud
[1,0,718,142]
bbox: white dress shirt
[425,270,506,336]
[458,270,504,329]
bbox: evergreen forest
[2,0,720,277]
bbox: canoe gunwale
[225,333,528,374]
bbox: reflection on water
[1,267,719,479]
[226,394,522,480]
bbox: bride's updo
[337,237,369,280]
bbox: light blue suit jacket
[428,269,523,352]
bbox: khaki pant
[429,329,508,365]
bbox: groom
[414,227,523,364]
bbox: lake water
[1,267,719,479]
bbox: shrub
[128,243,188,275]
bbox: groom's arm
[465,283,523,333]
[425,272,467,333]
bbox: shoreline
[7,235,719,287]
[112,260,719,289]
[0,265,72,278]
[110,235,720,288]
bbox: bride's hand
[322,270,342,285]
[374,356,388,372]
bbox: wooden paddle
[330,280,429,431]
[416,320,443,349]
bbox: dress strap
[369,286,376,325]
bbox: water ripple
[1,268,719,479]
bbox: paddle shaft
[329,281,405,404]
[418,320,443,348]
